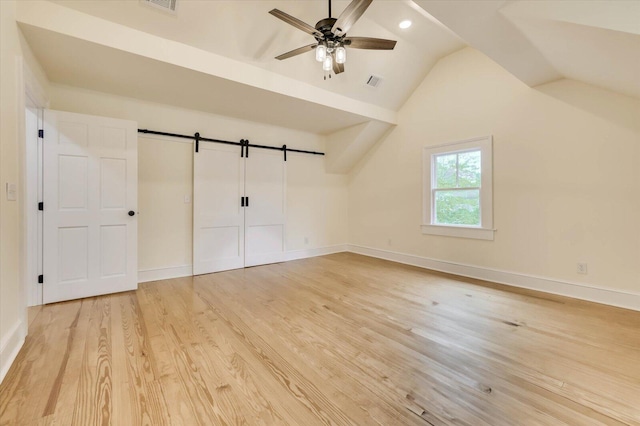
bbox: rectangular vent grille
[366,75,382,88]
[141,0,178,14]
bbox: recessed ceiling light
[399,20,412,29]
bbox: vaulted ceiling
[45,0,465,111]
[16,0,640,170]
[417,0,640,98]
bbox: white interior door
[43,110,138,304]
[193,143,245,275]
[244,149,286,267]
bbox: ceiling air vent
[140,0,178,14]
[366,75,382,88]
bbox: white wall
[349,47,640,299]
[0,0,51,383]
[49,85,348,277]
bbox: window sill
[421,224,495,241]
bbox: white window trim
[422,135,495,240]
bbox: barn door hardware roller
[138,129,324,158]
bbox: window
[422,136,494,240]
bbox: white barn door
[244,149,286,267]
[43,110,138,304]
[193,143,286,274]
[193,143,245,275]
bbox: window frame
[422,136,494,240]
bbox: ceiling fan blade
[345,37,397,50]
[269,9,324,38]
[275,43,318,60]
[331,0,372,36]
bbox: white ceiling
[17,0,640,139]
[414,0,640,98]
[48,0,465,111]
[500,0,640,99]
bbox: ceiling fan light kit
[316,44,327,62]
[336,46,346,64]
[270,0,397,79]
[323,55,333,72]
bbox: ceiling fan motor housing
[315,18,343,44]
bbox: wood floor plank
[72,297,112,426]
[2,253,639,425]
[45,299,94,426]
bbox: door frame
[20,58,48,307]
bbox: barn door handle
[128,210,136,216]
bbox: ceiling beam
[413,0,562,87]
[17,0,398,128]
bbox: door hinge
[38,202,44,211]
[38,129,44,138]
[38,275,44,284]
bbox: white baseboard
[348,244,640,312]
[137,245,348,283]
[0,320,26,384]
[140,244,640,311]
[284,244,348,262]
[138,265,193,283]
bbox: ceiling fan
[269,0,397,78]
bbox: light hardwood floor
[1,253,639,425]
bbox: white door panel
[193,144,245,274]
[43,110,137,304]
[245,149,286,267]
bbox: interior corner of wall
[325,121,394,174]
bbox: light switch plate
[6,183,17,201]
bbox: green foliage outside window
[434,150,481,226]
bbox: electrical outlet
[184,195,191,203]
[304,236,309,245]
[387,238,392,246]
[577,262,588,275]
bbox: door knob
[128,210,136,216]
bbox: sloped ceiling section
[48,0,465,111]
[17,0,399,135]
[501,0,640,99]
[415,0,640,98]
[19,24,375,134]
